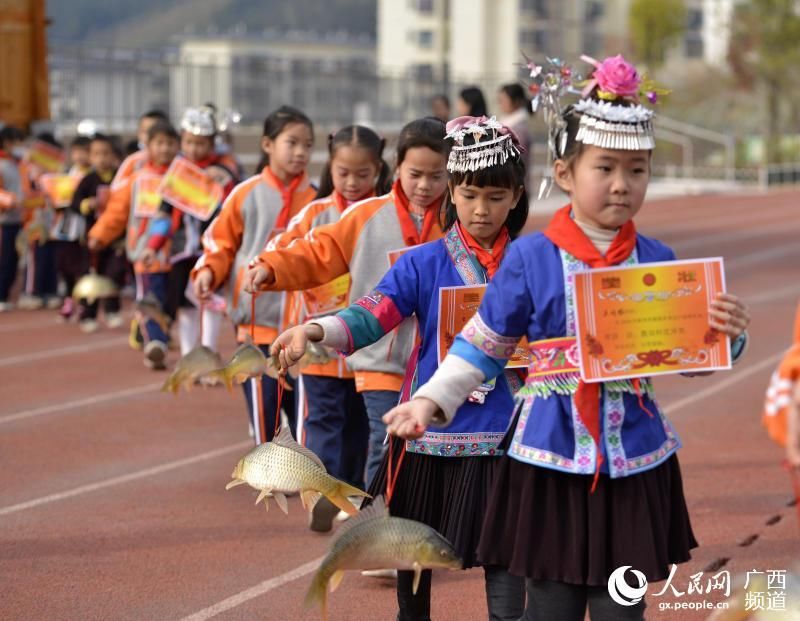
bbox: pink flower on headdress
[581,54,641,99]
[445,115,487,134]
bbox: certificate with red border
[437,284,530,368]
[573,258,731,382]
[158,157,223,221]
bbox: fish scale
[239,443,336,493]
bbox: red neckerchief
[192,154,219,169]
[393,179,442,246]
[144,162,170,175]
[543,204,638,491]
[0,149,11,160]
[456,221,509,279]
[262,167,305,229]
[332,189,374,214]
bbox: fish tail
[304,568,329,620]
[161,376,178,394]
[207,368,232,392]
[325,481,369,516]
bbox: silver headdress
[445,115,522,174]
[180,106,216,137]
[525,53,665,199]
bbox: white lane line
[662,351,783,416]
[0,336,125,367]
[178,350,785,620]
[0,382,162,424]
[0,441,251,517]
[177,557,326,621]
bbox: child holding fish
[383,55,751,620]
[141,106,237,357]
[244,117,451,492]
[191,106,317,443]
[63,133,123,331]
[266,116,528,620]
[89,120,180,369]
[265,125,392,532]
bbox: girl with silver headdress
[382,54,752,620]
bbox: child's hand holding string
[708,292,750,339]
[244,260,275,293]
[269,324,323,374]
[193,268,214,301]
[383,398,439,440]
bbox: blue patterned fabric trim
[443,224,487,285]
[407,431,506,457]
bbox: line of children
[244,117,451,490]
[192,106,317,442]
[383,55,751,620]
[268,116,529,619]
[142,106,237,356]
[89,119,180,369]
[64,133,125,330]
[264,125,393,532]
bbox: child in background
[19,133,61,311]
[266,125,392,532]
[51,136,94,325]
[192,106,317,442]
[0,125,27,312]
[270,116,528,619]
[112,109,169,191]
[67,133,124,330]
[383,56,751,621]
[89,120,180,369]
[244,117,450,491]
[142,106,237,356]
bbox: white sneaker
[105,313,124,329]
[361,569,397,579]
[45,297,62,310]
[0,301,13,312]
[80,319,99,333]
[143,340,167,370]
[17,295,44,310]
[335,495,364,522]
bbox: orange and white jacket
[89,161,171,274]
[111,150,148,191]
[267,190,374,379]
[255,179,445,392]
[193,168,316,345]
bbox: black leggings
[396,565,524,621]
[521,579,646,621]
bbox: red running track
[1,189,799,620]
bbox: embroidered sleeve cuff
[731,330,749,365]
[313,316,352,353]
[413,354,486,426]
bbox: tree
[629,0,687,69]
[728,0,800,163]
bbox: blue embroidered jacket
[330,226,519,457]
[449,231,688,478]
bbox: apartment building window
[685,35,704,58]
[520,28,548,52]
[585,1,603,22]
[411,0,434,13]
[412,63,434,81]
[520,0,548,19]
[419,30,434,47]
[687,8,703,30]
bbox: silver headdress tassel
[445,116,522,174]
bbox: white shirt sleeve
[310,316,350,351]
[412,354,486,426]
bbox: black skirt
[366,438,502,569]
[476,452,698,586]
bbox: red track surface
[1,189,799,621]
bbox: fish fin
[304,567,329,621]
[225,478,246,490]
[412,562,422,595]
[329,496,389,544]
[273,492,289,514]
[301,490,322,511]
[329,570,345,593]
[242,332,255,346]
[207,368,233,392]
[272,427,326,470]
[161,376,177,394]
[263,497,269,512]
[324,481,367,516]
[255,489,270,506]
